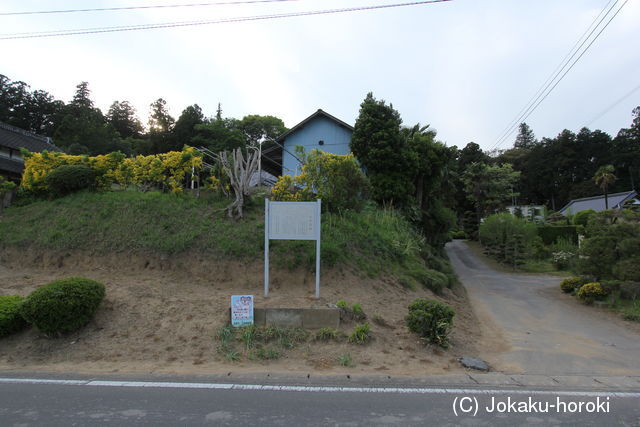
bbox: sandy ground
[0,248,487,376]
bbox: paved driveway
[445,240,640,376]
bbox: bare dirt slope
[0,248,486,376]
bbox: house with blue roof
[276,109,353,177]
[558,190,639,215]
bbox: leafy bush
[479,214,537,266]
[45,164,98,197]
[406,298,455,348]
[560,277,587,294]
[600,280,623,294]
[20,277,106,335]
[551,251,576,270]
[576,282,607,304]
[348,322,371,344]
[0,296,29,338]
[336,300,348,310]
[271,150,370,213]
[351,303,365,320]
[537,226,578,245]
[337,353,354,367]
[577,236,618,280]
[613,257,640,281]
[408,267,449,293]
[450,230,468,239]
[573,209,596,227]
[620,282,640,301]
[622,308,640,322]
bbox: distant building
[276,109,353,177]
[0,121,62,182]
[506,205,546,223]
[558,190,639,215]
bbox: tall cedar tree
[350,93,412,206]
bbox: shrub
[348,322,371,344]
[479,214,537,266]
[408,267,449,293]
[537,226,578,245]
[406,298,455,348]
[551,251,576,270]
[450,230,468,239]
[336,300,348,310]
[613,257,640,282]
[560,277,587,294]
[620,282,640,301]
[622,308,640,322]
[577,236,618,280]
[0,296,29,338]
[351,303,366,320]
[600,280,623,295]
[576,282,607,304]
[573,209,596,228]
[271,150,370,213]
[45,164,97,197]
[20,277,106,335]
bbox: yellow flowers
[20,147,203,194]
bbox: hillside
[0,191,488,375]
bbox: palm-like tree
[593,165,617,210]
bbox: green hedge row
[1,277,106,338]
[537,226,578,245]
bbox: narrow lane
[445,240,640,375]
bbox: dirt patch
[0,248,484,376]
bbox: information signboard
[264,199,321,298]
[230,295,254,327]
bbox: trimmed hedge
[45,164,97,197]
[560,277,586,294]
[0,296,29,338]
[20,277,106,335]
[406,298,455,348]
[576,282,607,304]
[537,226,578,245]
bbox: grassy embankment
[0,190,455,292]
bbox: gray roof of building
[276,109,353,142]
[0,121,62,153]
[559,190,638,215]
[0,156,23,174]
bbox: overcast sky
[1,0,639,151]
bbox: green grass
[0,190,454,292]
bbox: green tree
[593,165,617,210]
[463,162,520,225]
[148,98,175,153]
[107,100,143,139]
[350,92,412,206]
[173,104,204,150]
[514,122,537,149]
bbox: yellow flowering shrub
[270,150,369,212]
[20,147,202,195]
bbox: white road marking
[0,377,639,398]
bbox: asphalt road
[1,377,639,426]
[445,240,640,376]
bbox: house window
[0,146,10,159]
[318,140,324,146]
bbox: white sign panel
[264,199,321,298]
[268,201,318,240]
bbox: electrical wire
[490,0,628,150]
[0,0,453,40]
[491,0,618,150]
[0,0,299,16]
[583,83,640,129]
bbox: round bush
[0,296,29,338]
[20,277,106,335]
[45,164,97,197]
[406,298,455,348]
[560,277,587,294]
[576,282,607,304]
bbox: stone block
[265,308,303,327]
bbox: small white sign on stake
[264,199,321,298]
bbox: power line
[491,0,618,150]
[583,83,640,129]
[0,0,453,40]
[0,0,298,16]
[490,0,628,150]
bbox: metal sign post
[264,199,321,298]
